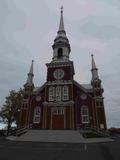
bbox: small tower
[91,54,106,129]
[24,60,34,93]
[52,6,71,62]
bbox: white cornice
[47,80,73,85]
[43,101,74,107]
[46,61,74,68]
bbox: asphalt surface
[0,137,120,160]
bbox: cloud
[79,23,120,40]
[44,0,120,20]
[0,0,120,128]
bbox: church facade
[19,9,107,130]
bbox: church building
[19,8,107,130]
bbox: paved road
[0,137,119,160]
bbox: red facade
[19,10,107,131]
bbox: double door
[51,107,64,129]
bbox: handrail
[78,126,110,137]
[15,127,28,136]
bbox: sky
[0,0,120,128]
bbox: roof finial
[91,54,93,57]
[60,5,63,14]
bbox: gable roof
[33,83,46,94]
[73,80,93,93]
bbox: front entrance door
[51,108,64,130]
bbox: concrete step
[7,130,84,143]
[7,129,114,143]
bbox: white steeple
[91,54,99,80]
[52,6,71,62]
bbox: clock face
[53,69,64,80]
[80,94,87,100]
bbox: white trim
[47,80,72,85]
[46,61,74,68]
[43,101,74,106]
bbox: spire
[24,60,34,91]
[91,54,99,80]
[91,55,103,92]
[91,54,97,70]
[27,60,34,84]
[58,6,65,32]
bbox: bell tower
[91,54,107,129]
[46,7,74,82]
[52,6,71,62]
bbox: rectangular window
[100,124,104,129]
[62,86,69,101]
[33,107,41,124]
[56,86,61,101]
[49,86,55,101]
[81,106,89,124]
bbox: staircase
[8,129,85,143]
[15,127,28,136]
[79,127,110,137]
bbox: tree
[0,89,24,136]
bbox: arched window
[58,48,63,58]
[33,106,41,124]
[62,86,69,100]
[81,105,89,124]
[56,86,61,101]
[49,86,55,101]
